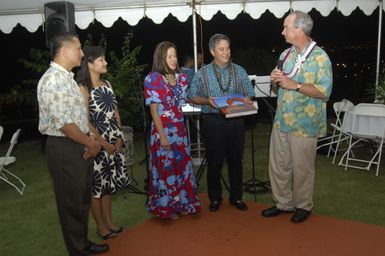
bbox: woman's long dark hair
[76,46,105,91]
[151,41,181,75]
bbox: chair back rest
[351,104,385,137]
[333,99,355,127]
[0,128,21,169]
[338,99,355,112]
[354,103,385,116]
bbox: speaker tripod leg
[195,155,231,196]
[243,178,270,196]
[243,118,270,201]
[124,166,146,195]
[195,155,207,187]
[125,184,146,195]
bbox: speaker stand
[243,117,270,202]
[125,165,146,195]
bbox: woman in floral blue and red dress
[144,41,201,220]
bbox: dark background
[0,7,382,139]
[0,8,381,95]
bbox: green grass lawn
[1,123,385,256]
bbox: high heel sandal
[109,227,123,234]
[96,231,116,240]
[156,213,179,221]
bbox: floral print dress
[144,72,201,219]
[89,82,130,198]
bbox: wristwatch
[296,82,302,91]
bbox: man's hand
[270,69,297,90]
[208,96,218,108]
[83,150,93,160]
[83,139,101,159]
[270,68,282,85]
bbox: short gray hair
[209,34,230,51]
[291,11,313,36]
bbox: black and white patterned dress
[89,81,130,198]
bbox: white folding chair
[331,99,356,163]
[317,99,355,160]
[338,103,385,176]
[0,128,26,195]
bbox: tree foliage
[82,32,147,129]
[0,48,49,120]
[103,33,147,130]
[1,32,146,128]
[368,70,385,103]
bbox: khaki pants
[269,128,317,211]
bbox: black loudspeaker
[44,1,75,47]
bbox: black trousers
[202,114,245,203]
[46,136,92,256]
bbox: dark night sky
[0,7,381,97]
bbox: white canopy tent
[0,0,383,83]
[0,1,381,32]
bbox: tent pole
[375,0,383,88]
[192,0,198,72]
[191,0,203,163]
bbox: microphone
[276,59,284,71]
[251,79,256,88]
[271,59,284,91]
[250,79,262,100]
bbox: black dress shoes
[230,200,248,211]
[209,198,223,212]
[261,206,294,217]
[291,208,311,223]
[85,241,109,255]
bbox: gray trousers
[268,128,317,211]
[46,136,92,256]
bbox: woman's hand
[104,143,117,155]
[160,135,171,150]
[115,138,124,153]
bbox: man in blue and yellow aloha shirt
[261,11,332,223]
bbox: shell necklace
[212,61,233,93]
[164,73,183,104]
[284,41,317,78]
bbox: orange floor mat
[104,194,385,256]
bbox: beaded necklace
[212,62,233,93]
[164,73,183,104]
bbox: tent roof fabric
[0,0,380,33]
